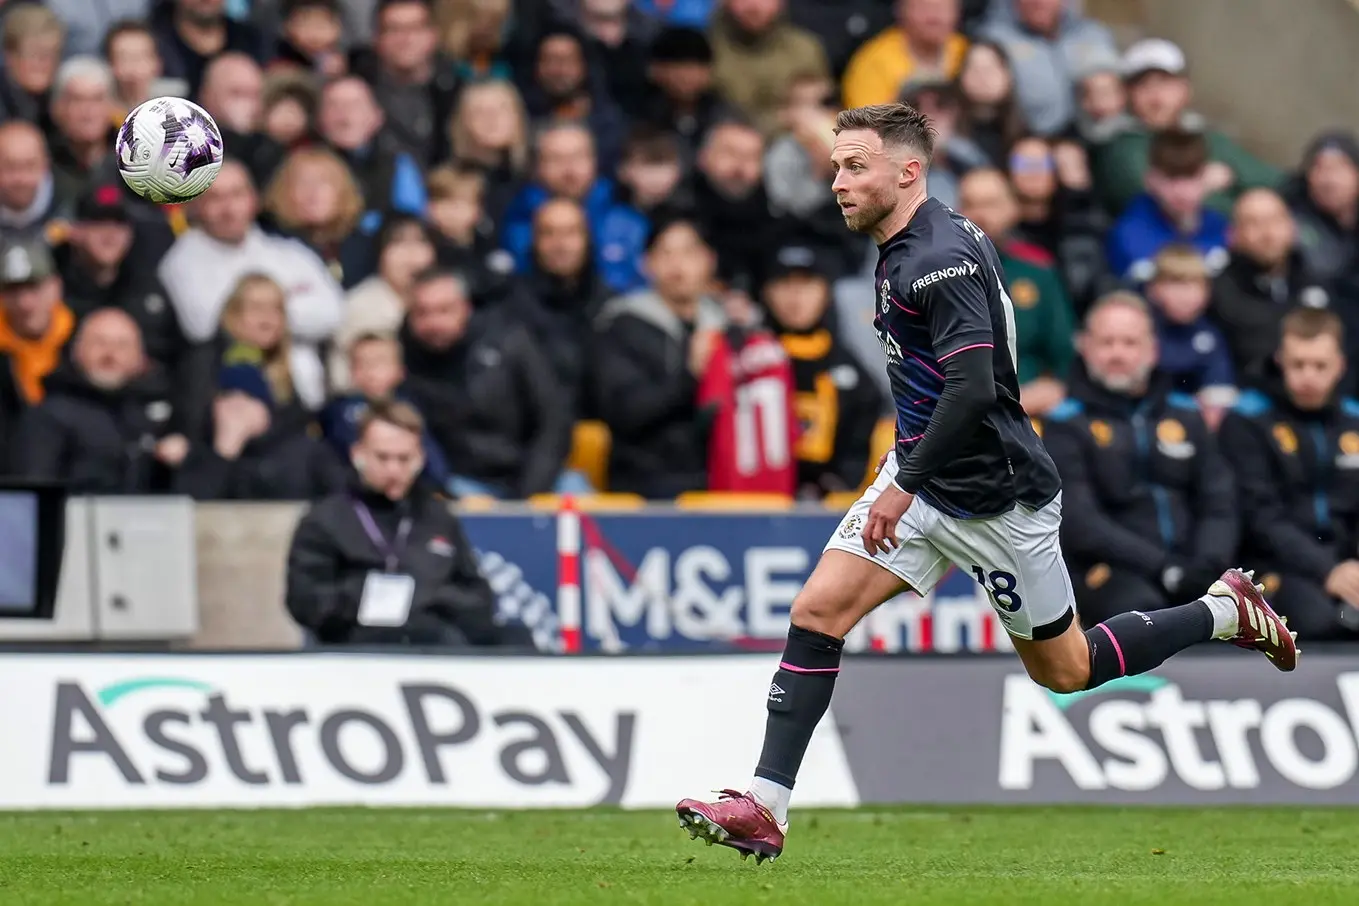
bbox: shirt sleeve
[896,253,995,362]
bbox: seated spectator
[1213,188,1339,391]
[1144,246,1235,428]
[841,0,968,111]
[445,79,530,226]
[1072,49,1134,148]
[901,74,987,211]
[215,272,324,412]
[708,0,829,139]
[1106,129,1229,285]
[617,126,689,217]
[1092,38,1280,217]
[501,121,648,294]
[329,215,435,389]
[49,0,150,62]
[1043,292,1237,625]
[953,40,1024,168]
[439,0,514,83]
[13,309,186,492]
[978,0,1116,137]
[574,0,659,120]
[260,71,317,150]
[400,269,578,499]
[957,168,1073,416]
[762,243,881,498]
[594,216,728,498]
[515,197,611,420]
[424,164,513,305]
[317,75,426,222]
[271,0,346,76]
[158,158,344,411]
[199,53,286,190]
[285,399,535,647]
[320,332,453,489]
[1220,309,1359,642]
[694,117,782,292]
[0,5,64,126]
[47,57,119,212]
[0,122,60,245]
[104,20,187,117]
[151,0,269,98]
[263,147,374,289]
[521,26,626,175]
[640,26,736,166]
[1287,132,1359,283]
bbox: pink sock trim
[1097,623,1126,676]
[779,662,840,674]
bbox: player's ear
[900,157,923,189]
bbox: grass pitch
[0,806,1355,905]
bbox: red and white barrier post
[556,495,583,653]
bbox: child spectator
[1146,245,1236,428]
[218,273,300,411]
[273,0,347,77]
[425,164,514,305]
[261,72,317,150]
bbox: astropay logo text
[998,674,1359,791]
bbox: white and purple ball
[115,97,224,204]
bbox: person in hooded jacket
[13,308,187,492]
[1286,131,1359,284]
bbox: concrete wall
[192,502,305,650]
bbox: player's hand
[1325,561,1359,607]
[863,484,913,556]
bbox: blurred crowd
[2,0,1359,640]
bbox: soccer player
[674,103,1298,864]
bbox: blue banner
[464,512,1010,654]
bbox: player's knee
[789,589,853,638]
[1032,661,1090,695]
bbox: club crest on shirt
[1156,418,1195,459]
[1338,431,1359,468]
[427,536,455,557]
[1274,424,1298,455]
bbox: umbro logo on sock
[768,682,786,703]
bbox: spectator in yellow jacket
[841,0,968,111]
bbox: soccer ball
[115,97,224,204]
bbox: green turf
[0,807,1355,905]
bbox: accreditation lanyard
[352,501,413,573]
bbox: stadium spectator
[1106,128,1229,285]
[693,117,780,292]
[350,0,459,167]
[151,0,270,98]
[1143,245,1235,428]
[593,216,727,498]
[0,6,64,126]
[1091,38,1280,217]
[1220,308,1359,642]
[617,126,689,217]
[320,332,453,488]
[1287,132,1359,283]
[501,120,648,294]
[50,0,150,60]
[0,238,76,410]
[212,272,320,414]
[841,0,967,111]
[271,0,346,76]
[13,308,185,493]
[952,40,1024,168]
[198,53,284,189]
[104,21,185,117]
[708,0,829,139]
[399,269,577,499]
[47,57,119,212]
[1072,48,1133,147]
[262,147,374,289]
[978,0,1116,137]
[900,74,986,211]
[317,75,425,224]
[330,215,435,389]
[0,122,61,244]
[158,158,344,410]
[285,399,536,647]
[641,27,735,166]
[1042,291,1237,625]
[521,26,627,175]
[515,197,610,420]
[424,165,513,305]
[957,167,1073,416]
[439,0,515,84]
[761,242,881,498]
[260,70,316,149]
[573,0,659,120]
[634,0,712,29]
[445,78,530,227]
[1212,188,1340,391]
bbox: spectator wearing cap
[1092,38,1280,217]
[0,5,64,126]
[574,0,660,120]
[593,216,728,498]
[272,0,347,76]
[446,79,531,229]
[708,0,829,139]
[841,0,968,111]
[1286,132,1359,283]
[501,121,648,295]
[958,168,1073,416]
[641,27,736,167]
[103,20,188,117]
[1106,129,1229,286]
[13,308,186,493]
[0,122,61,245]
[693,117,783,293]
[317,76,426,226]
[48,0,149,60]
[977,0,1115,137]
[151,0,270,99]
[762,242,882,497]
[199,53,286,190]
[520,26,627,176]
[47,57,119,213]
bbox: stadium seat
[823,491,860,510]
[527,493,646,510]
[862,417,896,490]
[568,420,611,491]
[453,494,500,512]
[674,492,794,511]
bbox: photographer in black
[284,399,534,648]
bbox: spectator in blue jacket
[1144,244,1235,430]
[500,120,648,293]
[1107,128,1229,285]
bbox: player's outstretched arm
[892,346,995,494]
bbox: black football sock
[753,623,845,789]
[1084,602,1213,690]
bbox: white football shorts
[823,451,1076,640]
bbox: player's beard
[842,186,897,234]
